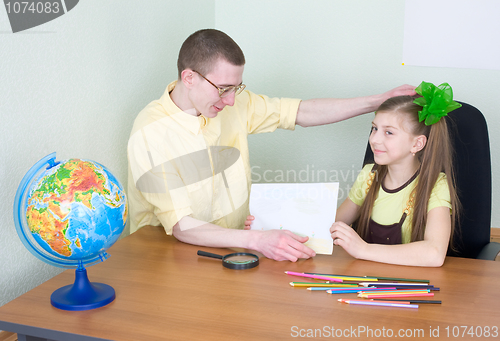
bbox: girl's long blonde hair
[355,95,459,247]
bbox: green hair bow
[413,81,462,126]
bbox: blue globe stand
[50,262,116,311]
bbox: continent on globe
[25,159,127,260]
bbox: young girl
[330,81,461,267]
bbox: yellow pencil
[359,289,430,295]
[328,276,378,282]
[358,292,434,298]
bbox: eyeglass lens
[221,85,245,98]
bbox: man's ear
[412,135,427,154]
[181,69,195,89]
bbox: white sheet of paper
[249,183,339,254]
[403,0,500,70]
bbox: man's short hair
[177,29,245,79]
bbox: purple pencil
[338,299,418,309]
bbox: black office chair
[362,101,500,260]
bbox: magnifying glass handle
[197,250,224,260]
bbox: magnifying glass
[197,250,259,270]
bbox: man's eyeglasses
[193,70,246,98]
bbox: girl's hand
[244,215,255,230]
[330,221,367,259]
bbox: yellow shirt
[348,164,451,243]
[127,81,301,234]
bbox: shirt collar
[159,81,206,135]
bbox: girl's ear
[412,135,427,154]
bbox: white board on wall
[403,0,500,70]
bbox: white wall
[0,0,214,306]
[2,0,499,307]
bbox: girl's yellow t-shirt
[348,164,451,244]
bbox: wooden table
[1,225,500,340]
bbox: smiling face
[369,111,424,167]
[188,58,244,118]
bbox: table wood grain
[1,225,500,340]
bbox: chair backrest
[361,102,492,258]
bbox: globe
[14,152,128,311]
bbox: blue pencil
[368,285,439,291]
[326,287,396,294]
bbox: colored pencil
[338,299,418,309]
[324,287,396,294]
[304,274,429,283]
[328,290,372,294]
[358,291,431,297]
[308,287,360,291]
[290,282,358,287]
[358,292,434,298]
[342,299,410,305]
[369,276,430,283]
[386,286,438,291]
[359,289,430,294]
[364,284,438,290]
[284,271,343,282]
[360,282,432,287]
[371,299,442,304]
[305,273,378,282]
[308,287,347,291]
[366,299,411,304]
[307,274,428,283]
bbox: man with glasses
[127,29,415,262]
